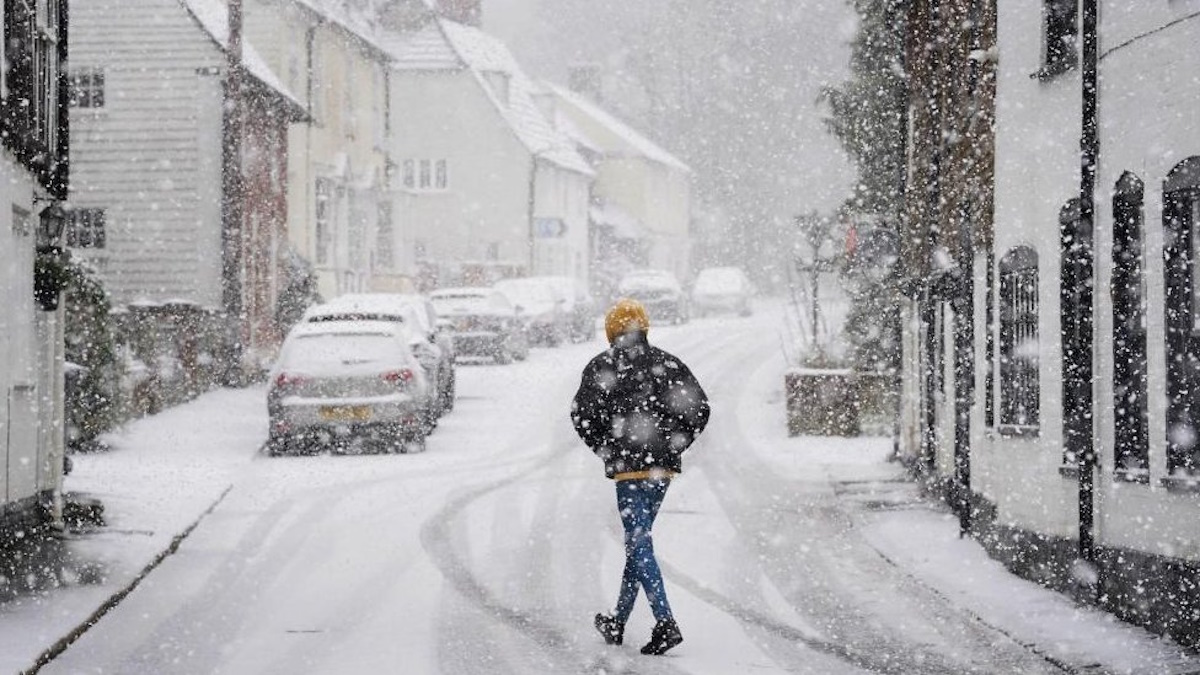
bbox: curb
[21,485,234,675]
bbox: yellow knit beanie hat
[605,298,650,344]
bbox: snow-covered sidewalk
[737,352,1200,674]
[0,387,268,674]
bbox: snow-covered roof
[381,19,593,176]
[546,83,690,173]
[179,0,307,115]
[377,20,460,69]
[290,0,392,57]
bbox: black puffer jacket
[571,331,710,478]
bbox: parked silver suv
[266,321,432,455]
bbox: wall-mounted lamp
[34,202,69,311]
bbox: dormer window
[1034,0,1077,80]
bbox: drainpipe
[1077,0,1099,568]
[527,154,539,274]
[221,0,245,384]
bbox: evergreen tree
[63,257,122,450]
[822,0,908,375]
[822,0,908,218]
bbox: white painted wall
[971,0,1200,557]
[0,156,53,512]
[1086,3,1200,559]
[389,68,536,276]
[974,0,1082,539]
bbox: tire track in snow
[417,326,754,674]
[689,317,1075,674]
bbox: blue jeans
[614,478,673,623]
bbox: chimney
[567,64,601,102]
[439,0,481,26]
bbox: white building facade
[244,0,394,299]
[379,17,592,289]
[898,0,1200,646]
[544,84,693,286]
[1,1,69,531]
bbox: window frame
[1163,156,1200,478]
[68,66,104,109]
[314,177,333,265]
[1034,0,1078,80]
[65,207,106,249]
[998,246,1040,434]
[1111,172,1149,479]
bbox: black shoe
[594,613,624,646]
[640,618,682,655]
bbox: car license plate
[319,405,371,422]
[456,317,475,331]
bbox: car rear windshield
[283,333,405,369]
[308,312,406,324]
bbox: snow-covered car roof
[286,319,406,339]
[693,267,750,292]
[619,270,682,292]
[309,293,434,334]
[430,287,515,316]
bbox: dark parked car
[617,270,690,324]
[430,287,530,364]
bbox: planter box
[785,368,859,436]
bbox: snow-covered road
[11,306,1200,674]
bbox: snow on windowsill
[996,423,1040,439]
[1160,474,1200,493]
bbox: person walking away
[570,298,711,655]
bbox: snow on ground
[736,347,1200,675]
[1,303,1198,674]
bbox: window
[65,208,106,248]
[314,178,332,265]
[3,0,67,194]
[376,200,393,269]
[1036,0,1078,79]
[403,159,448,192]
[402,159,415,189]
[1163,156,1200,476]
[1112,172,1148,477]
[435,160,447,190]
[999,247,1039,431]
[418,159,431,190]
[69,67,104,108]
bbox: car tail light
[273,373,308,390]
[383,369,415,386]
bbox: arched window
[1164,156,1200,476]
[999,246,1039,431]
[1112,172,1148,476]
